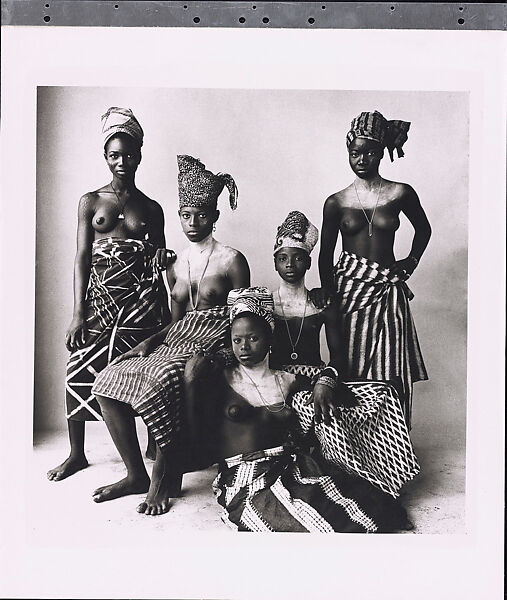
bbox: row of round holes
[42,4,466,24]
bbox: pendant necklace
[277,290,307,362]
[188,240,214,310]
[111,183,129,220]
[353,179,383,237]
[239,365,286,413]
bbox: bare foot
[92,474,150,503]
[137,470,182,516]
[47,455,89,481]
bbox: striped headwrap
[101,107,144,148]
[227,286,275,332]
[177,155,238,211]
[273,210,319,256]
[346,110,410,162]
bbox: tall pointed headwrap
[101,107,144,148]
[177,155,238,210]
[346,110,410,162]
[273,210,319,256]
[227,287,275,332]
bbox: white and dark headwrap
[273,211,319,256]
[101,107,144,148]
[227,287,275,332]
[346,110,410,162]
[177,155,238,211]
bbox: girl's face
[348,138,384,179]
[274,247,311,284]
[231,315,271,367]
[104,135,141,179]
[178,206,219,242]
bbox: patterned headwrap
[227,287,275,332]
[177,155,238,211]
[101,107,144,148]
[346,110,411,162]
[273,210,319,256]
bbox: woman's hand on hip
[391,257,417,281]
[65,317,87,352]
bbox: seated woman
[91,155,250,515]
[271,211,419,498]
[185,287,411,532]
[48,107,173,482]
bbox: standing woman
[91,155,250,514]
[317,111,431,427]
[48,107,174,481]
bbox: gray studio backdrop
[34,86,468,451]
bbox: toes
[137,502,148,513]
[160,500,169,514]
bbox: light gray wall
[35,87,468,449]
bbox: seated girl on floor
[184,287,412,532]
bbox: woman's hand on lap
[306,382,335,425]
[111,336,159,364]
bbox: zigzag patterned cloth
[334,250,428,427]
[292,381,420,497]
[213,445,408,533]
[65,237,168,421]
[92,305,229,449]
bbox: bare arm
[227,250,251,288]
[401,185,432,263]
[318,196,341,291]
[391,185,432,279]
[65,194,94,351]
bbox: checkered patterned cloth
[292,381,420,497]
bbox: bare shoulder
[141,193,164,216]
[325,188,349,212]
[79,191,100,213]
[213,242,247,269]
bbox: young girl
[91,155,250,515]
[185,287,411,532]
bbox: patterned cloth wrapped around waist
[87,237,168,328]
[334,250,414,314]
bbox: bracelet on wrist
[316,375,337,390]
[321,366,339,380]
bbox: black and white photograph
[1,21,505,600]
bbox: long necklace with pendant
[277,290,307,362]
[239,365,286,413]
[353,179,383,237]
[111,182,129,220]
[187,241,214,310]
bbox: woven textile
[213,445,408,533]
[292,381,420,497]
[227,286,275,331]
[334,250,428,427]
[66,237,168,421]
[177,155,238,210]
[273,211,319,255]
[101,107,144,147]
[346,110,410,162]
[92,305,229,448]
